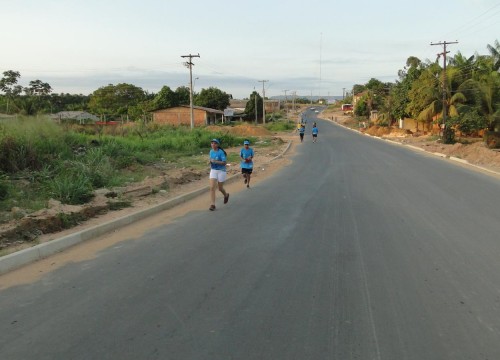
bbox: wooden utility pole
[181,53,200,129]
[258,80,268,124]
[430,41,458,135]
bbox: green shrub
[47,170,93,204]
[484,131,500,149]
[0,177,9,201]
[443,126,456,144]
[265,121,295,131]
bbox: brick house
[152,105,224,127]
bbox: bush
[443,126,456,144]
[264,121,295,132]
[47,170,94,205]
[484,131,500,149]
[0,177,9,201]
[448,111,487,136]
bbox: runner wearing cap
[208,138,229,211]
[240,139,254,188]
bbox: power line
[444,3,500,38]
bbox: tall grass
[264,121,296,132]
[0,119,245,211]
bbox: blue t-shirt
[299,126,305,134]
[240,147,254,169]
[210,148,227,171]
[312,126,318,135]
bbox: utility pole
[283,89,289,121]
[181,53,200,129]
[430,41,458,136]
[258,80,268,124]
[254,88,258,124]
[342,88,346,100]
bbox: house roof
[152,105,224,115]
[52,111,99,120]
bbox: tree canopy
[194,87,231,111]
[88,83,146,118]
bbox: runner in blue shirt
[240,139,254,188]
[312,122,319,143]
[208,139,229,211]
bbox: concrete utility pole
[430,41,458,136]
[181,53,200,129]
[258,80,269,124]
[283,89,289,120]
[254,88,258,124]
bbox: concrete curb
[0,141,293,275]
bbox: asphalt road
[2,113,500,359]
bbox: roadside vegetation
[0,117,252,224]
[336,40,500,146]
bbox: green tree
[14,79,53,115]
[354,98,368,117]
[175,86,191,105]
[152,86,177,110]
[352,84,365,95]
[49,93,90,113]
[486,39,500,71]
[0,70,22,113]
[88,83,146,119]
[406,62,442,127]
[459,72,500,131]
[244,91,263,121]
[194,87,231,111]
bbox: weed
[47,170,94,205]
[108,200,132,210]
[0,174,9,201]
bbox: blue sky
[1,0,499,99]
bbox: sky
[1,0,499,99]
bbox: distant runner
[240,139,254,188]
[298,123,305,143]
[312,122,318,143]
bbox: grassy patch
[264,121,296,132]
[0,118,249,224]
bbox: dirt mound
[365,126,391,137]
[206,124,272,137]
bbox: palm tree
[486,40,500,71]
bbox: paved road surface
[1,115,500,359]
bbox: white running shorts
[209,169,227,182]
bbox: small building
[51,111,99,124]
[152,105,224,126]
